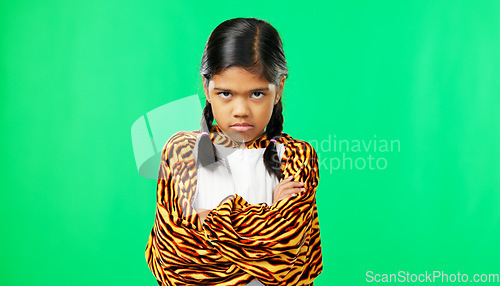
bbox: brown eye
[218,92,232,99]
[251,92,265,99]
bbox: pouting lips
[230,125,254,131]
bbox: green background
[1,0,499,285]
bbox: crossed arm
[196,175,306,224]
[198,141,320,284]
[146,134,321,285]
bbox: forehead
[209,66,275,91]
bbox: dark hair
[197,17,288,179]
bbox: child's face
[203,66,285,147]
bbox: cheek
[257,104,275,124]
[211,105,219,120]
[210,103,226,124]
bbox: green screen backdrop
[1,1,499,285]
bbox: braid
[197,100,219,168]
[263,100,284,179]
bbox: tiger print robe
[145,124,323,285]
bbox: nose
[232,97,250,118]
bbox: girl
[145,17,323,286]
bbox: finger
[275,181,304,194]
[280,180,305,189]
[282,191,303,201]
[275,195,293,203]
[290,189,306,198]
[275,177,295,190]
[280,187,305,197]
[280,176,294,183]
[294,187,308,195]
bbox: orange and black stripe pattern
[145,125,323,285]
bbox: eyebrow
[214,87,270,92]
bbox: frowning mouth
[230,122,253,126]
[230,123,254,131]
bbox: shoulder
[280,133,320,177]
[162,130,200,159]
[281,132,318,159]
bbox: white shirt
[193,141,286,285]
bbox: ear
[202,77,211,103]
[275,75,286,104]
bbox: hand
[195,209,212,225]
[272,176,305,205]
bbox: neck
[212,125,267,148]
[238,130,266,149]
